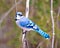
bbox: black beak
[15,18,17,21]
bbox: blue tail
[33,27,50,39]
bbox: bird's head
[15,12,23,21]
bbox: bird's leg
[22,29,27,42]
[22,29,27,34]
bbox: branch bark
[22,30,28,48]
[0,0,22,24]
[51,0,55,48]
[36,41,45,48]
[22,0,30,48]
[25,0,30,18]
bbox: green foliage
[53,0,58,8]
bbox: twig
[15,0,18,12]
[51,0,55,48]
[22,0,30,48]
[57,7,60,29]
[36,41,45,48]
[22,30,27,48]
[0,0,22,24]
[30,0,35,17]
[25,0,30,18]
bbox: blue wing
[19,17,50,39]
[19,17,35,29]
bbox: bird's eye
[18,14,22,16]
[18,14,20,16]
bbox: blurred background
[0,0,60,48]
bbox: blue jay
[15,12,50,39]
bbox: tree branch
[51,0,55,48]
[22,0,30,48]
[36,41,45,48]
[22,30,28,48]
[25,0,30,18]
[0,0,22,24]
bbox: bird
[15,12,50,39]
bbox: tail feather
[33,26,50,39]
[38,29,50,39]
